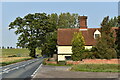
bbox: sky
[1,2,118,47]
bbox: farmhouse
[57,16,118,61]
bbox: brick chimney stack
[79,16,87,28]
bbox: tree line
[9,12,79,58]
[0,46,20,49]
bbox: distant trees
[71,32,85,61]
[95,16,117,59]
[2,46,5,49]
[7,47,9,49]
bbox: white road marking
[3,68,10,71]
[31,63,42,78]
[0,59,41,75]
[1,59,40,75]
[2,59,36,68]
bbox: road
[0,58,43,80]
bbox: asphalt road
[1,58,43,80]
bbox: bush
[42,58,48,65]
[83,52,100,59]
[42,60,46,65]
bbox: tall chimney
[78,16,87,28]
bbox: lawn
[71,64,120,72]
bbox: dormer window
[94,30,101,39]
[95,34,100,39]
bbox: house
[57,16,118,61]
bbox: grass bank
[1,57,33,66]
[71,64,120,72]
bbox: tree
[9,13,54,58]
[2,46,5,49]
[115,16,120,58]
[41,31,57,57]
[41,13,58,57]
[109,16,120,27]
[48,13,59,29]
[58,13,79,28]
[71,32,85,61]
[95,16,117,59]
[7,46,9,49]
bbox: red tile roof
[57,27,118,46]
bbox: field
[0,48,41,66]
[1,57,32,66]
[1,57,31,63]
[71,64,120,72]
[2,48,30,57]
[1,48,41,57]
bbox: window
[65,56,71,60]
[94,30,101,39]
[95,34,100,39]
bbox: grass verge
[0,57,33,66]
[46,63,73,66]
[71,64,120,72]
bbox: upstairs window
[94,30,101,39]
[95,34,100,39]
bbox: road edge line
[31,63,42,79]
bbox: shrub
[42,58,48,65]
[71,32,85,61]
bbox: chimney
[78,16,87,28]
